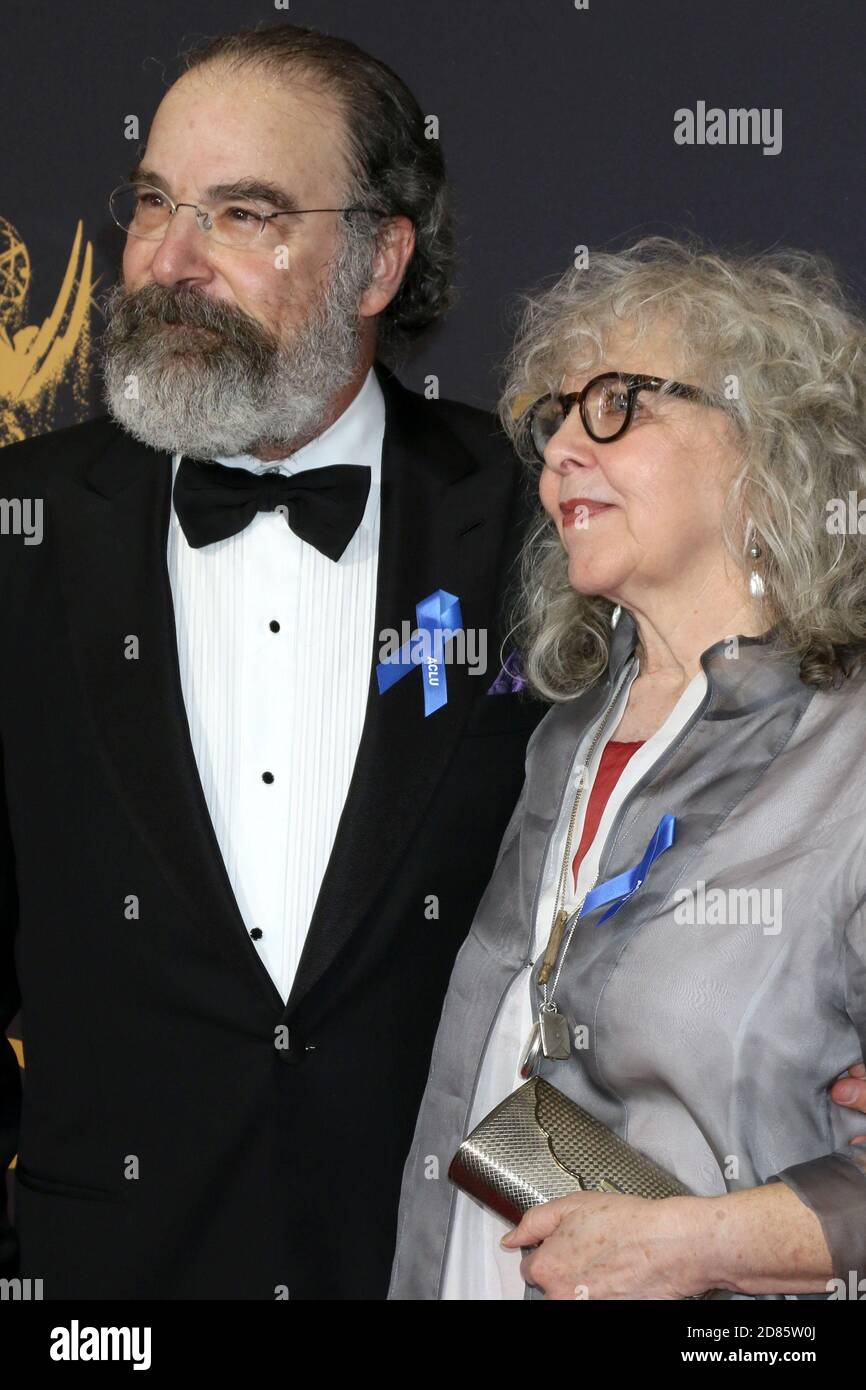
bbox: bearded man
[0,24,547,1299]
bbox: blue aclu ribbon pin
[579,814,677,925]
[376,589,464,717]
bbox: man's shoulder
[424,389,501,439]
[381,365,516,471]
[0,415,124,488]
[425,390,536,526]
[431,392,514,466]
[391,378,538,542]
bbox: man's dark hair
[180,23,457,361]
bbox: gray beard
[100,241,372,460]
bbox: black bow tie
[172,457,372,560]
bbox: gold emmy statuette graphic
[0,216,95,446]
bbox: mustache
[102,283,281,357]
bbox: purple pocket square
[486,651,526,695]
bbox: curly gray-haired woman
[388,236,866,1301]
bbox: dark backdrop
[1,0,863,438]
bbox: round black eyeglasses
[525,371,716,459]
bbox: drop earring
[611,604,622,628]
[748,528,765,599]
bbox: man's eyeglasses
[524,371,716,460]
[109,182,372,251]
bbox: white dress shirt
[440,658,709,1299]
[166,367,386,1004]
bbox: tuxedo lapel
[51,429,287,1017]
[286,364,513,1012]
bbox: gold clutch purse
[449,1077,692,1222]
[448,1078,720,1300]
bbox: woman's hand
[830,1061,866,1144]
[501,1182,835,1300]
[500,1191,709,1300]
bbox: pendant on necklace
[539,1004,571,1060]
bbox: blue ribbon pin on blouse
[579,813,677,925]
[376,589,464,717]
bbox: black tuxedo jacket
[0,361,548,1299]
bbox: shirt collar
[608,605,805,713]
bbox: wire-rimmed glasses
[109,181,372,250]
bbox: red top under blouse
[572,739,645,890]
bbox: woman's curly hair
[180,23,457,362]
[498,236,866,699]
